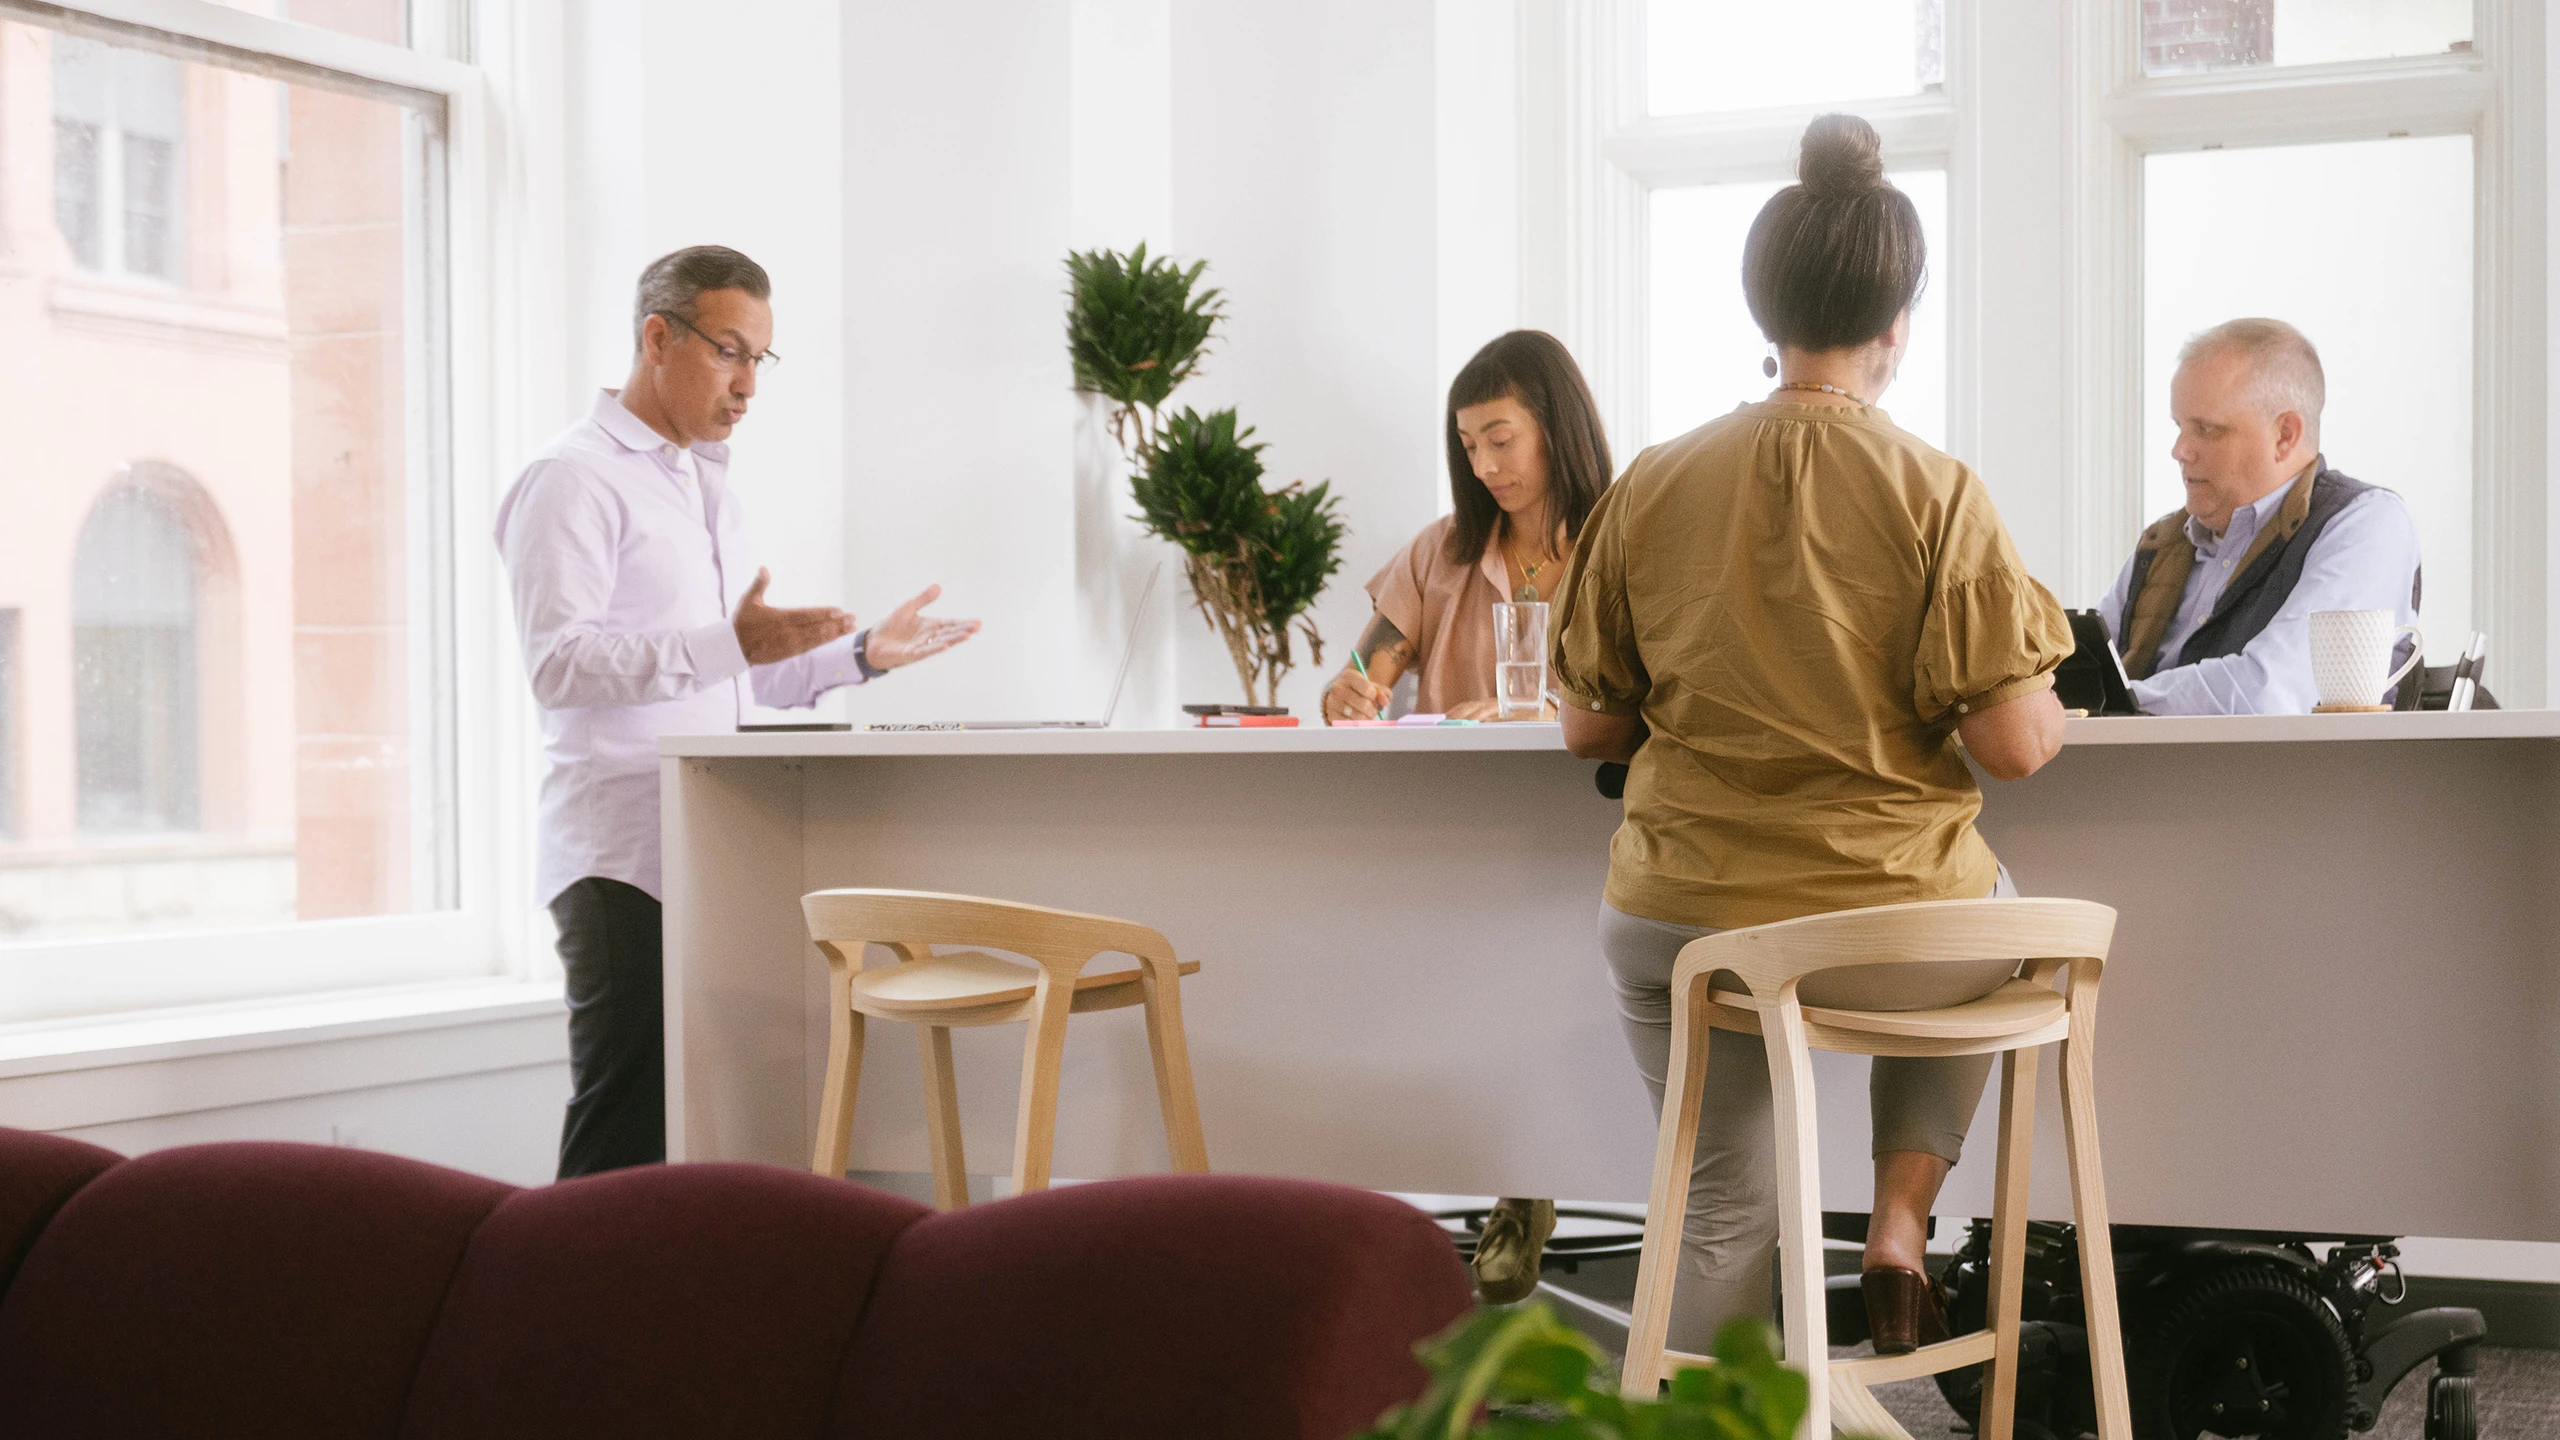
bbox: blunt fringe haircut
[1741,114,1927,353]
[633,245,771,348]
[1443,330,1615,566]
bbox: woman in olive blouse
[1553,114,2071,1356]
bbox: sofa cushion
[399,1163,931,1440]
[0,1141,510,1439]
[829,1174,1470,1440]
[0,1129,120,1298]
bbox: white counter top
[661,708,2560,759]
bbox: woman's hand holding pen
[1323,666,1393,723]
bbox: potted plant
[1066,244,1346,708]
[1359,1304,1875,1440]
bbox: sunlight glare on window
[1649,169,1946,453]
[1646,0,1942,117]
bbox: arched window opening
[73,479,206,833]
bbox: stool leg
[1624,975,1716,1398]
[1980,1044,2039,1440]
[918,1025,969,1209]
[811,960,864,1178]
[1010,971,1075,1196]
[1763,993,1829,1440]
[2060,970,2132,1440]
[1139,959,1209,1173]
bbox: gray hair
[2178,317,2325,437]
[633,245,770,349]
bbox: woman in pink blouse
[1321,330,1616,727]
[1318,329,1613,1304]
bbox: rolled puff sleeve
[1913,489,2073,723]
[1549,484,1648,716]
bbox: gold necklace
[1504,528,1557,603]
[1775,380,1867,405]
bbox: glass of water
[1491,602,1550,721]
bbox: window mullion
[2108,63,2491,150]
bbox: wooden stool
[1621,897,2131,1440]
[801,888,1209,1207]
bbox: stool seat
[1705,977,2070,1056]
[853,950,1203,1020]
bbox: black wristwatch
[853,628,886,680]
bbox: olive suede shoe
[1470,1197,1557,1304]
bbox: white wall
[1166,0,1443,717]
[819,0,1446,723]
[836,2,1080,725]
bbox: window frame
[1534,0,2543,702]
[0,0,533,1027]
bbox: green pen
[1348,647,1386,719]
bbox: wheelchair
[1893,1218,2486,1440]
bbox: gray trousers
[1599,868,2018,1353]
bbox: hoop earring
[1761,344,1778,379]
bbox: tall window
[73,480,208,834]
[1606,2,1955,452]
[3,10,458,992]
[51,37,187,282]
[2124,0,2491,655]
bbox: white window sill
[0,979,565,1077]
[0,981,568,1132]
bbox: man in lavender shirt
[497,247,977,1177]
[2100,318,2423,715]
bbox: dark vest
[2116,465,2419,680]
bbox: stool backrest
[801,889,1173,975]
[1675,897,2116,1000]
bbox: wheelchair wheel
[2426,1373,2475,1440]
[2131,1264,2354,1440]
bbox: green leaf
[1352,1304,1870,1440]
[1064,242,1224,414]
[1124,406,1347,702]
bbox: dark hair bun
[1798,113,1886,195]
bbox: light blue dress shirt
[2098,469,2423,715]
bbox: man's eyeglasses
[656,310,781,373]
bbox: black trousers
[548,877,666,1179]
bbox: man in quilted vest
[2099,318,2422,714]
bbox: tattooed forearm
[1357,613,1415,670]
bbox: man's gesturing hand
[733,568,856,665]
[863,584,981,670]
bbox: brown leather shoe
[1862,1266,1950,1356]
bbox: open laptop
[860,565,1161,732]
[2053,608,2138,716]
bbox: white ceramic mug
[2308,609,2423,708]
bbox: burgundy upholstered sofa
[0,1127,1470,1439]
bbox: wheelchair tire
[2131,1264,2354,1440]
[2426,1373,2475,1440]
